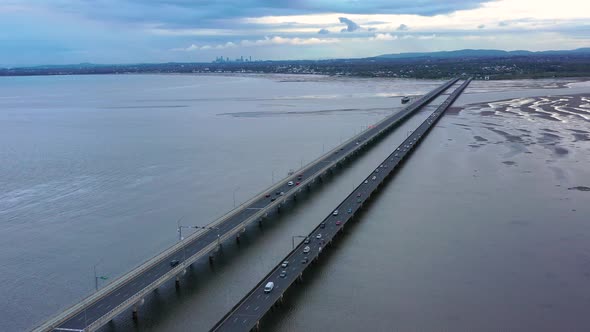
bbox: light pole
[233,186,240,208]
[292,235,307,249]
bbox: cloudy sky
[1,0,589,66]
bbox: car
[265,193,270,198]
[303,246,311,253]
[372,176,377,181]
[287,181,294,186]
[271,197,276,202]
[275,191,281,195]
[279,271,287,278]
[364,180,369,184]
[301,257,309,264]
[281,261,289,268]
[380,164,384,168]
[357,199,362,203]
[340,147,344,151]
[336,220,342,225]
[316,234,322,239]
[304,237,310,244]
[280,191,285,196]
[332,210,339,216]
[170,260,180,267]
[320,222,326,229]
[298,174,303,179]
[264,281,274,293]
[347,208,352,214]
[394,153,399,157]
[375,169,379,173]
[356,193,361,197]
[296,181,300,185]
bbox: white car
[332,210,339,216]
[316,234,322,239]
[281,261,289,268]
[303,246,311,254]
[287,181,294,186]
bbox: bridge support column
[236,233,240,244]
[175,276,180,287]
[132,304,138,320]
[209,255,214,265]
[297,273,303,282]
[258,219,263,228]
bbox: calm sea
[0,74,588,331]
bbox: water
[0,74,588,331]
[0,74,439,331]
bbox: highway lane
[39,78,459,332]
[211,78,472,332]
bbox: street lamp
[292,235,307,249]
[233,186,240,208]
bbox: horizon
[1,0,589,67]
[3,46,589,69]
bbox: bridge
[211,79,472,332]
[34,78,460,332]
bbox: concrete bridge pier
[132,304,139,320]
[175,276,180,287]
[209,254,215,265]
[252,321,260,331]
[297,273,304,283]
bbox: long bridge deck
[211,78,472,332]
[34,78,460,332]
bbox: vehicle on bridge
[264,282,274,293]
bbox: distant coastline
[2,48,590,80]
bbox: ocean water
[0,74,588,331]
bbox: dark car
[304,237,310,244]
[271,197,276,202]
[265,193,271,198]
[170,260,180,267]
[301,257,309,264]
[320,222,326,229]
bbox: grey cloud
[318,28,330,34]
[397,24,409,31]
[499,21,509,27]
[339,17,360,32]
[368,27,377,31]
[478,24,485,29]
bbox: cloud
[478,24,485,29]
[318,28,330,34]
[368,27,377,31]
[339,17,360,32]
[498,21,509,26]
[397,24,409,31]
[370,33,398,41]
